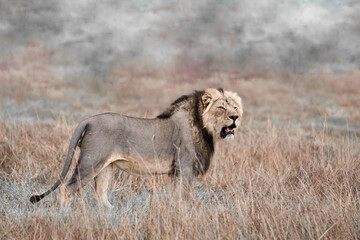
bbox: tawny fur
[30,88,243,207]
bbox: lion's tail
[30,121,89,204]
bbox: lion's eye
[234,106,238,110]
[218,106,225,110]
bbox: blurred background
[0,0,359,135]
[1,2,359,238]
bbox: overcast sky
[1,0,359,80]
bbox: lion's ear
[202,88,222,109]
[201,92,213,109]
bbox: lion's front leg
[172,145,195,201]
[171,170,194,204]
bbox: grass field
[1,64,360,239]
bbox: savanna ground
[1,48,360,239]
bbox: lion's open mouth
[220,123,236,139]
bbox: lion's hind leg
[58,169,83,207]
[94,163,114,208]
[61,150,111,206]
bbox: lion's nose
[229,115,238,121]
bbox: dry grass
[0,66,359,239]
[0,117,359,239]
[0,43,63,102]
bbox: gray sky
[1,0,360,80]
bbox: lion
[30,88,243,207]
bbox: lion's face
[202,88,243,140]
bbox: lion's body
[30,88,243,207]
[77,112,185,176]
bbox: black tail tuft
[30,194,43,204]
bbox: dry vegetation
[0,60,359,239]
[1,117,359,239]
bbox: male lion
[30,88,243,207]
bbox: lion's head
[201,88,243,140]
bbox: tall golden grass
[1,118,359,239]
[1,56,359,238]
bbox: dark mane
[157,90,205,119]
[157,89,214,177]
[172,94,190,105]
